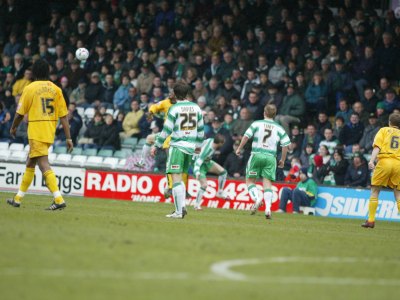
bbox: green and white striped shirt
[244,119,291,156]
[155,100,204,154]
[193,138,214,175]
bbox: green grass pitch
[0,192,399,300]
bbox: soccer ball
[75,48,89,61]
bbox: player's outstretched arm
[279,146,289,168]
[9,113,24,138]
[60,116,73,153]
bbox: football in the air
[75,47,89,61]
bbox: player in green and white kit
[236,104,291,219]
[151,82,204,219]
[193,134,230,210]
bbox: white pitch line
[210,257,400,285]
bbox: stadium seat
[0,149,11,161]
[54,146,67,154]
[98,149,113,157]
[71,147,83,155]
[9,143,24,151]
[24,144,30,152]
[105,108,114,116]
[121,137,138,149]
[84,107,95,119]
[121,148,134,156]
[102,157,119,169]
[117,158,127,169]
[9,151,27,162]
[0,142,9,150]
[54,154,72,165]
[113,150,128,159]
[48,145,53,153]
[135,138,146,150]
[70,155,87,167]
[76,107,85,118]
[85,156,103,168]
[48,153,57,163]
[82,148,98,156]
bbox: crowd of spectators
[0,0,400,188]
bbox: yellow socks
[167,174,173,189]
[43,170,64,204]
[368,197,378,222]
[182,173,189,189]
[14,167,35,203]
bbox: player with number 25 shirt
[236,104,291,220]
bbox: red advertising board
[84,171,295,212]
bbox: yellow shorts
[162,136,171,149]
[29,139,51,158]
[371,158,400,189]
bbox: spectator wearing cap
[121,100,144,139]
[359,113,380,154]
[84,71,105,108]
[263,83,283,108]
[339,112,365,153]
[205,116,233,165]
[377,89,399,114]
[375,101,389,126]
[275,83,305,134]
[136,63,156,95]
[277,167,318,213]
[113,75,132,112]
[268,56,287,88]
[344,152,369,188]
[305,72,328,115]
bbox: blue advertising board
[315,186,400,222]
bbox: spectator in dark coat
[206,117,233,166]
[359,113,380,154]
[224,140,245,178]
[344,152,369,187]
[102,74,117,107]
[302,124,322,153]
[84,72,105,107]
[98,114,120,150]
[80,112,104,149]
[245,91,264,121]
[339,112,365,153]
[362,87,379,114]
[327,150,348,185]
[326,60,354,110]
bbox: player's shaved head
[389,113,400,128]
[264,104,277,119]
[173,81,190,100]
[32,59,49,80]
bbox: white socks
[218,171,227,191]
[172,182,186,214]
[264,189,273,214]
[195,187,206,207]
[248,184,261,204]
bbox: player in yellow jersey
[362,112,400,228]
[6,59,73,210]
